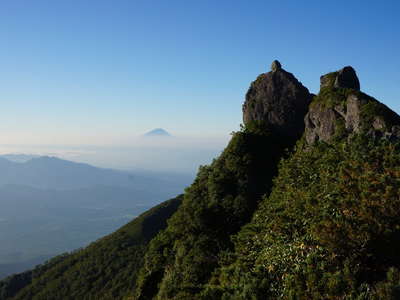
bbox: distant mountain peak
[144,128,171,137]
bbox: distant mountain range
[0,155,178,190]
[3,62,400,299]
[0,155,192,279]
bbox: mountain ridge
[0,195,183,300]
[0,156,191,280]
[2,61,400,299]
[0,155,186,190]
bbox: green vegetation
[359,95,400,132]
[135,124,291,299]
[207,136,400,299]
[321,71,338,88]
[0,195,182,300]
[310,86,354,109]
[3,69,400,300]
[311,85,400,133]
[5,130,400,299]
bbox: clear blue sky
[0,0,399,145]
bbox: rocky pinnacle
[242,60,311,141]
[271,60,282,72]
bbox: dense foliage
[6,132,400,300]
[0,195,182,300]
[3,72,400,300]
[206,136,400,299]
[135,125,290,299]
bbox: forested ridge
[2,61,400,299]
[0,196,182,300]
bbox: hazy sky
[0,1,399,170]
[0,136,230,174]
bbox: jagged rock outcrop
[271,60,282,72]
[305,66,400,144]
[3,61,400,300]
[320,66,360,90]
[242,60,312,141]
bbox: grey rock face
[345,94,364,132]
[320,73,336,89]
[305,103,341,144]
[305,94,363,144]
[305,68,400,145]
[320,66,360,90]
[243,62,311,141]
[334,66,360,90]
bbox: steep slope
[209,137,400,299]
[0,195,182,300]
[205,67,400,299]
[3,62,400,300]
[134,61,311,299]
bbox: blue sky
[0,0,399,146]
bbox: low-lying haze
[0,134,231,174]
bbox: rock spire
[242,60,311,141]
[270,60,282,72]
